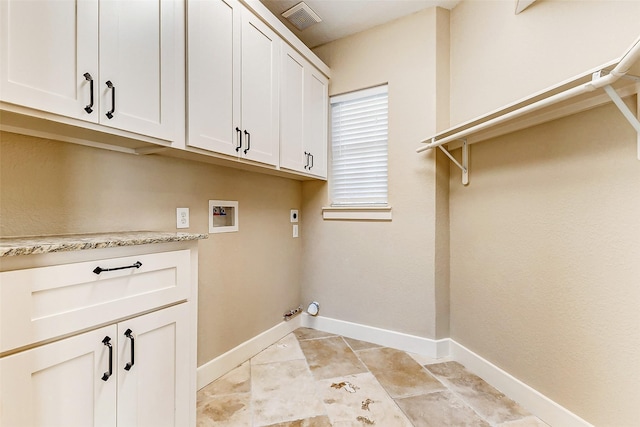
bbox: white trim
[208,200,239,234]
[450,340,593,427]
[0,123,139,155]
[301,314,449,358]
[241,0,330,78]
[196,315,302,390]
[322,206,392,221]
[330,84,388,104]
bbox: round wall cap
[307,301,320,316]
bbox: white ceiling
[259,0,461,49]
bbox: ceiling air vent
[282,2,322,31]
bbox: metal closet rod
[416,34,640,153]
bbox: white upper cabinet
[0,0,98,121]
[98,0,178,140]
[304,68,329,178]
[0,0,180,141]
[187,0,280,167]
[280,45,328,178]
[186,0,240,155]
[280,48,305,172]
[239,11,280,166]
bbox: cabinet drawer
[0,250,190,353]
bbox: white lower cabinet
[1,325,117,427]
[117,304,190,427]
[0,303,188,427]
[0,243,197,427]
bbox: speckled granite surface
[0,231,207,257]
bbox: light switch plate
[290,209,299,223]
[293,224,299,238]
[177,208,189,229]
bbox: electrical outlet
[176,208,189,229]
[290,209,299,223]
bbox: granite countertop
[0,231,208,257]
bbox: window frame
[324,84,391,221]
[328,84,389,207]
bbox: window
[330,85,388,206]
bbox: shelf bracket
[602,84,640,160]
[436,138,469,185]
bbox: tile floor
[197,328,549,427]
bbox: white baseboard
[450,340,592,427]
[304,314,590,427]
[196,315,302,390]
[197,313,591,427]
[301,314,450,358]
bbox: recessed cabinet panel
[240,13,280,166]
[0,325,117,427]
[0,0,98,121]
[117,304,189,427]
[280,50,306,171]
[99,0,176,139]
[279,44,328,179]
[187,0,240,154]
[304,70,328,178]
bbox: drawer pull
[105,80,115,119]
[83,72,94,114]
[124,328,135,371]
[101,336,113,381]
[93,261,142,275]
[235,127,243,152]
[243,130,251,154]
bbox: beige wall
[450,0,640,125]
[0,131,302,366]
[449,1,640,425]
[304,8,451,339]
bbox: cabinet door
[117,304,190,427]
[0,0,99,122]
[99,0,178,140]
[279,44,329,178]
[240,10,280,166]
[280,46,306,173]
[187,0,241,155]
[0,325,117,427]
[304,68,329,178]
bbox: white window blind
[330,85,388,206]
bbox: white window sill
[322,206,392,221]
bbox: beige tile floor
[197,328,549,427]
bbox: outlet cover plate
[290,209,299,223]
[177,208,189,229]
